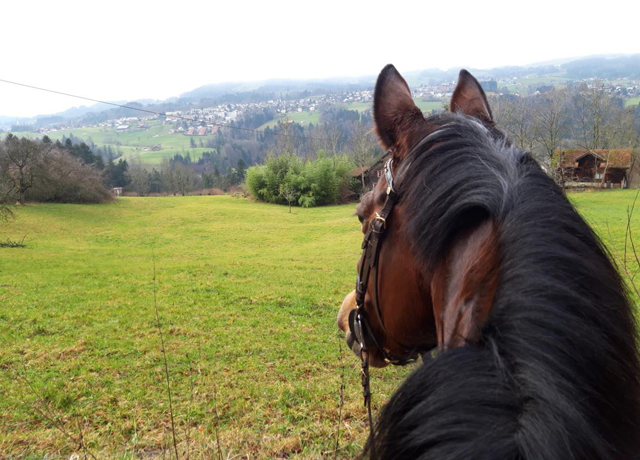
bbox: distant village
[4,76,639,136]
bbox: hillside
[14,120,218,165]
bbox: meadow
[624,97,640,107]
[258,111,321,131]
[12,121,218,166]
[0,190,638,458]
[257,99,444,131]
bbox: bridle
[346,128,447,455]
[349,157,419,367]
[348,155,419,457]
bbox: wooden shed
[554,149,633,188]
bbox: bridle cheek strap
[352,158,417,366]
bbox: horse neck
[378,145,640,459]
[472,171,640,457]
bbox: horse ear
[373,64,425,153]
[450,70,494,124]
[430,220,499,349]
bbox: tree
[275,120,297,156]
[572,81,616,151]
[0,177,15,222]
[236,159,247,182]
[493,95,537,154]
[161,158,176,195]
[104,158,130,187]
[0,134,46,204]
[609,106,640,187]
[319,121,343,155]
[350,121,376,189]
[173,162,196,196]
[26,148,111,203]
[279,183,299,213]
[533,89,570,167]
[128,163,151,196]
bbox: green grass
[499,75,575,94]
[343,99,444,114]
[258,99,444,131]
[568,190,640,299]
[0,197,412,458]
[413,99,445,113]
[0,190,638,457]
[343,102,371,113]
[7,121,218,165]
[258,111,321,130]
[624,97,640,107]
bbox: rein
[349,156,418,457]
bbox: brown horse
[337,65,640,459]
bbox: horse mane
[368,113,640,459]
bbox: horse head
[338,65,502,367]
[336,65,640,460]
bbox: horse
[337,65,640,459]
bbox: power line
[0,77,335,142]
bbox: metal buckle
[373,212,386,229]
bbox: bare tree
[279,183,299,213]
[349,121,376,188]
[319,122,343,155]
[161,158,176,195]
[609,107,640,188]
[128,163,151,196]
[533,89,570,167]
[275,119,298,157]
[0,134,46,204]
[493,95,537,154]
[0,180,15,222]
[572,81,616,151]
[173,163,196,196]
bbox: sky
[2,0,640,118]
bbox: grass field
[8,121,218,166]
[413,99,445,113]
[0,197,413,458]
[0,191,638,458]
[258,111,321,130]
[257,99,443,131]
[624,97,640,107]
[499,75,575,94]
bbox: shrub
[245,153,354,207]
[26,149,112,203]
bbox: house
[116,124,130,132]
[197,127,207,136]
[554,149,633,188]
[351,154,388,194]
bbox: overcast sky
[2,0,639,118]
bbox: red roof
[554,149,632,169]
[352,166,370,176]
